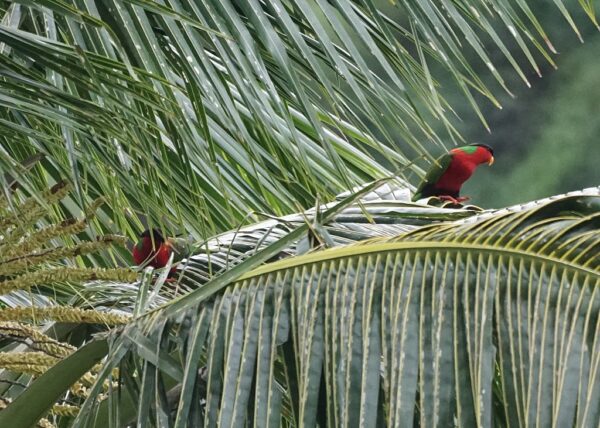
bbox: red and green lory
[132,229,174,270]
[412,143,494,203]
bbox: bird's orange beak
[166,238,183,255]
[488,156,494,166]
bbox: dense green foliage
[4,191,596,428]
[0,0,598,427]
[0,0,595,242]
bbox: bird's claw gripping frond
[437,195,470,204]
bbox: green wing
[412,153,453,201]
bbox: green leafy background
[442,4,600,206]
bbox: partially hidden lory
[132,229,173,270]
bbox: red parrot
[132,229,173,270]
[412,143,494,203]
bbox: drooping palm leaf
[0,0,594,245]
[71,185,599,309]
[26,191,595,428]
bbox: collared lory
[132,229,173,270]
[412,144,494,203]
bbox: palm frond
[21,191,595,427]
[72,178,480,306]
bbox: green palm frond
[0,0,594,241]
[72,185,599,309]
[73,179,480,306]
[9,191,595,427]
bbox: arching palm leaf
[72,178,479,306]
[9,191,596,427]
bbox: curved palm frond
[0,0,594,242]
[69,185,599,309]
[71,179,480,306]
[10,191,594,427]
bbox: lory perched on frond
[413,143,494,204]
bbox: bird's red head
[450,143,495,166]
[132,228,173,269]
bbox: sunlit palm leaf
[39,192,597,427]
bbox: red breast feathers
[434,145,494,193]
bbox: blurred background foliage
[428,4,600,207]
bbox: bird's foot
[438,195,458,204]
[437,195,470,205]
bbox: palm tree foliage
[0,182,134,427]
[0,0,595,240]
[2,189,597,427]
[0,0,599,427]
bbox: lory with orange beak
[413,144,494,203]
